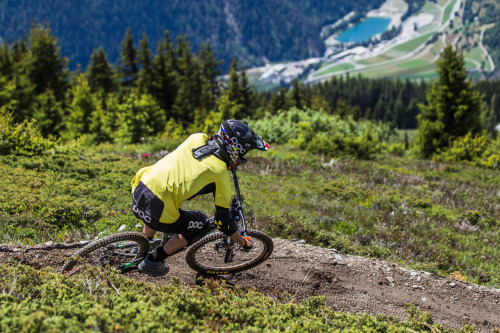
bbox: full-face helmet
[218,119,269,167]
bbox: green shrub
[0,264,457,332]
[441,132,488,162]
[465,210,481,226]
[0,108,57,156]
[251,108,396,159]
[439,132,499,169]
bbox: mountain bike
[61,168,274,276]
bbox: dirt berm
[1,238,499,332]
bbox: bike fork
[224,240,236,263]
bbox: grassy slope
[0,140,497,331]
[1,141,498,286]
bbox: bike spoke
[191,236,268,271]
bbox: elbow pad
[214,206,237,236]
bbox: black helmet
[218,119,269,167]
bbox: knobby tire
[61,232,150,274]
[185,229,273,275]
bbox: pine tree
[290,77,303,110]
[33,90,63,136]
[483,93,498,136]
[150,38,176,114]
[86,47,116,93]
[118,28,138,89]
[0,41,13,77]
[172,36,202,124]
[138,33,153,94]
[198,41,222,110]
[12,38,28,64]
[270,88,287,113]
[115,91,165,143]
[89,103,110,144]
[24,24,69,102]
[65,74,96,139]
[227,58,240,106]
[238,65,254,118]
[417,45,483,157]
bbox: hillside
[2,0,500,85]
[0,130,499,331]
[0,0,383,70]
[248,0,500,88]
[1,238,499,331]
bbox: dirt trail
[1,238,499,332]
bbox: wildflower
[142,153,149,158]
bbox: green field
[346,58,436,79]
[417,1,442,34]
[404,70,439,80]
[465,59,479,70]
[2,116,498,288]
[356,54,392,65]
[385,33,433,58]
[442,0,458,25]
[466,47,484,64]
[397,59,430,69]
[315,63,355,76]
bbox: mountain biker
[131,119,269,276]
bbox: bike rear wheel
[61,232,150,275]
[185,229,273,275]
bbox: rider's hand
[242,236,252,252]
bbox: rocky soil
[1,238,499,332]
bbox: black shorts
[132,182,209,242]
[140,209,209,242]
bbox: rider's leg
[163,234,187,254]
[142,224,156,239]
[138,209,208,276]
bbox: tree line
[0,24,256,144]
[257,74,499,135]
[1,23,499,148]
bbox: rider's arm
[214,206,247,247]
[214,206,237,236]
[213,171,247,245]
[230,231,246,247]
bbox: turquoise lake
[337,17,391,43]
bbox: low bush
[439,132,500,169]
[0,108,57,156]
[0,264,462,332]
[249,108,398,159]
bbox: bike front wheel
[185,229,273,275]
[61,232,150,275]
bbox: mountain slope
[0,0,383,70]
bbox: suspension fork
[231,168,247,236]
[222,169,247,263]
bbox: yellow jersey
[131,133,232,224]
